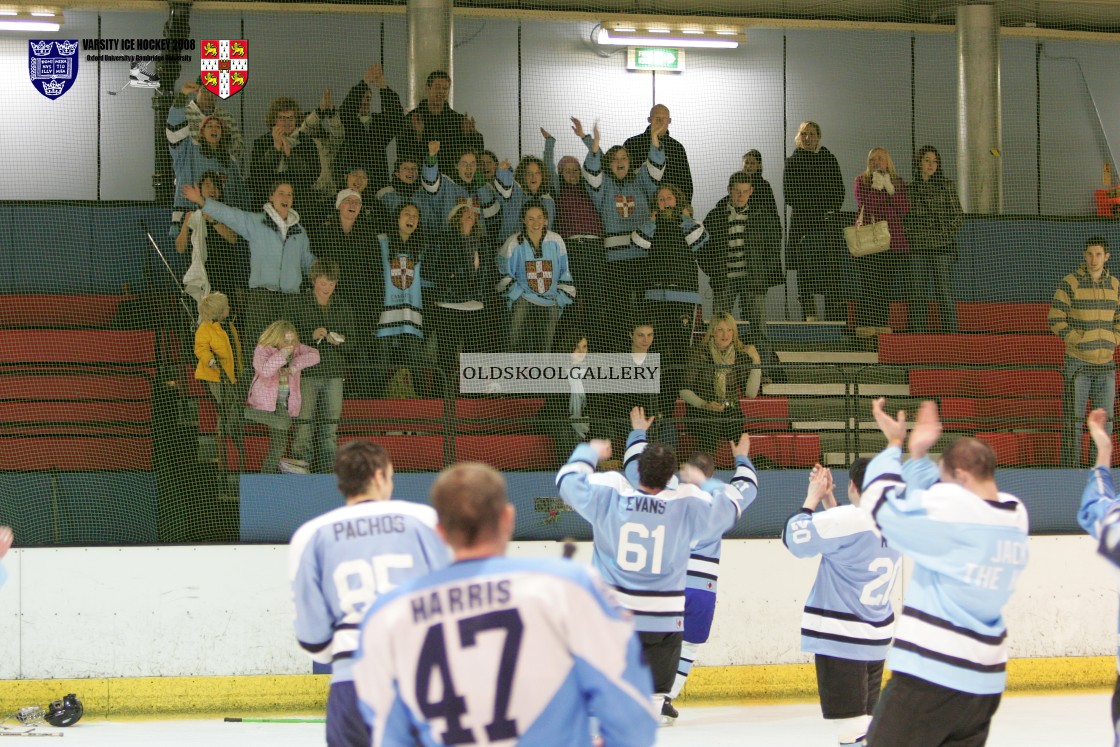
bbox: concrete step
[776,351,878,365]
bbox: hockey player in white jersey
[862,399,1029,747]
[352,462,658,747]
[557,424,757,724]
[1075,408,1120,744]
[289,441,451,747]
[783,460,900,747]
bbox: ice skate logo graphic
[200,39,248,99]
[29,39,79,100]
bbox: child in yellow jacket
[195,292,244,471]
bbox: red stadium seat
[940,398,1061,431]
[0,436,151,470]
[908,369,1062,398]
[456,435,557,470]
[956,303,1051,334]
[337,435,446,471]
[0,295,132,329]
[0,330,156,366]
[878,334,1064,366]
[975,432,1060,466]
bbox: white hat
[335,188,362,209]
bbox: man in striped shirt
[556,428,756,725]
[1050,237,1120,466]
[861,399,1029,747]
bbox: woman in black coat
[783,121,846,321]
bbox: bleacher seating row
[2,297,1117,471]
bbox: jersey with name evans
[557,443,750,633]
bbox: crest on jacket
[526,260,553,294]
[200,39,248,99]
[615,194,636,218]
[390,255,416,290]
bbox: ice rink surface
[5,691,1111,745]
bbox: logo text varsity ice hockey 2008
[200,39,248,99]
[29,39,79,100]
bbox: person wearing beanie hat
[335,188,362,209]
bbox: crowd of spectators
[174,66,965,472]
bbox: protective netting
[2,5,1120,544]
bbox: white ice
[4,692,1110,746]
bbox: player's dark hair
[848,457,872,495]
[268,179,295,199]
[432,463,508,547]
[687,452,715,480]
[309,257,340,283]
[1086,236,1110,252]
[638,443,677,490]
[334,441,391,498]
[941,437,996,482]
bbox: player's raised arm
[556,439,627,523]
[1079,408,1119,537]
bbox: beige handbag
[845,206,891,257]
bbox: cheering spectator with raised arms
[182,178,316,349]
[338,63,404,191]
[167,80,248,233]
[493,129,556,241]
[575,116,664,344]
[399,70,485,176]
[413,140,500,239]
[249,97,320,215]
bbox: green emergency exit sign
[626,47,685,72]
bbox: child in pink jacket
[244,320,319,473]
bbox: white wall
[0,536,1112,679]
[3,13,1117,215]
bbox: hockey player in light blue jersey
[353,462,658,747]
[289,441,451,747]
[557,423,757,724]
[862,399,1029,747]
[619,409,735,709]
[783,460,899,747]
[1075,408,1120,745]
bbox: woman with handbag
[853,147,909,338]
[904,146,964,333]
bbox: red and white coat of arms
[390,256,416,290]
[200,39,248,99]
[525,259,553,294]
[615,194,636,218]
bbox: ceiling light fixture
[596,23,744,49]
[0,7,61,30]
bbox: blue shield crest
[29,39,79,100]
